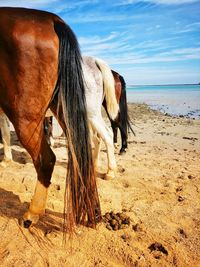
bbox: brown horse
[103,70,134,154]
[0,7,100,231]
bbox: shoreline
[127,101,200,119]
[126,83,200,119]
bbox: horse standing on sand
[0,7,101,231]
[82,56,118,180]
[104,70,134,154]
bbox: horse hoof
[0,161,7,168]
[18,217,33,228]
[18,217,32,228]
[105,171,115,180]
[0,159,12,167]
[119,148,126,155]
[22,211,40,226]
[24,220,32,228]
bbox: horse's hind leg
[90,117,116,179]
[0,114,12,164]
[92,131,102,170]
[110,120,118,149]
[119,126,128,155]
[15,121,56,227]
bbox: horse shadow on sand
[0,187,63,235]
[0,131,106,235]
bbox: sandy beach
[0,103,200,267]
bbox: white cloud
[79,33,118,45]
[117,66,200,85]
[173,21,200,34]
[47,0,99,14]
[0,0,98,12]
[79,32,200,66]
[147,0,200,4]
[171,47,200,54]
[0,0,58,8]
[108,52,200,65]
[79,32,137,58]
[118,0,200,5]
[68,14,129,23]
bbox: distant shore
[127,83,200,87]
[127,84,200,119]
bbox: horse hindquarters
[0,8,101,229]
[0,8,59,227]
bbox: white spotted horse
[42,56,119,179]
[44,69,134,155]
[82,56,119,180]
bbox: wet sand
[0,103,200,267]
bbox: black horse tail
[54,20,101,232]
[118,74,135,136]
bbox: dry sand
[0,103,200,267]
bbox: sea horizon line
[127,83,200,87]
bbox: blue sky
[0,0,200,85]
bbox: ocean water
[127,84,200,118]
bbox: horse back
[0,7,61,45]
